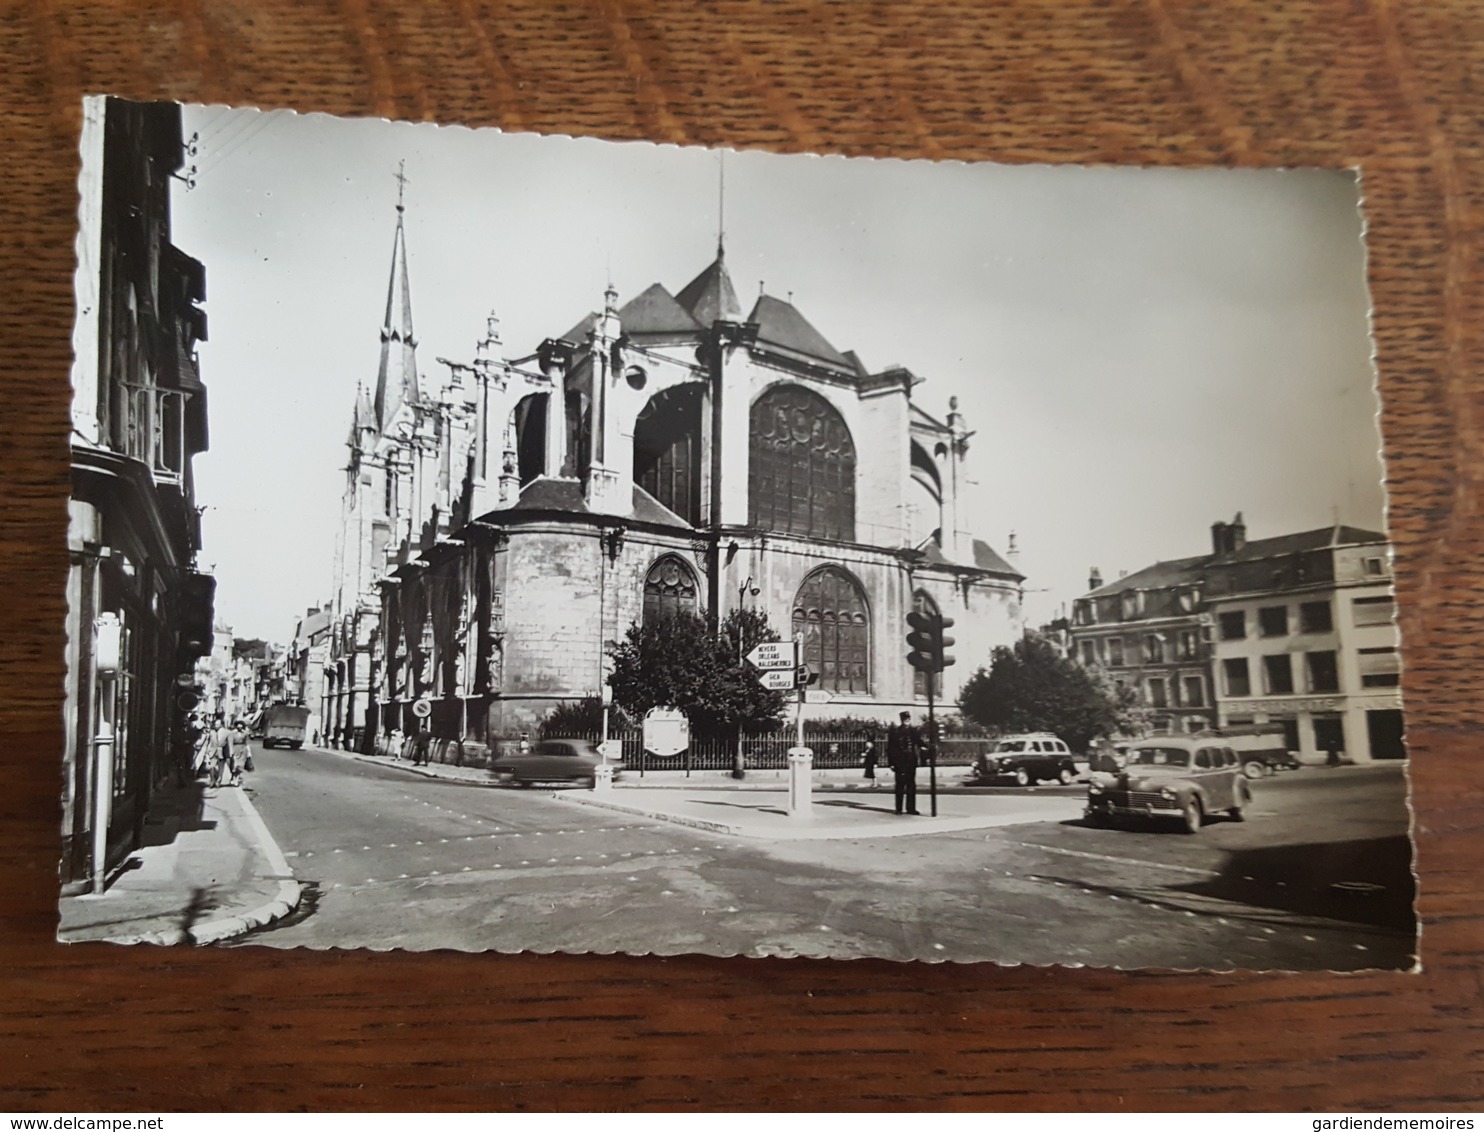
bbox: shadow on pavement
[138,776,218,850]
[1174,835,1416,932]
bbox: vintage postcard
[59,97,1414,969]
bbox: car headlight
[1160,787,1176,799]
[1088,783,1103,795]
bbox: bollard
[787,746,813,819]
[592,763,614,792]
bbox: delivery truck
[259,703,311,750]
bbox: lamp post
[90,612,122,895]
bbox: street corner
[552,784,1086,841]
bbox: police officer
[887,711,921,815]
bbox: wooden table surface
[2,0,1480,1112]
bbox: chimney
[1088,567,1103,591]
[1230,511,1246,551]
[1211,520,1229,555]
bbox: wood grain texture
[1,0,1480,1111]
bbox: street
[236,744,1416,970]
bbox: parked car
[1216,724,1303,779]
[492,738,610,787]
[972,734,1078,786]
[1085,736,1252,833]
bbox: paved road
[237,745,1415,970]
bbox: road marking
[1014,841,1220,878]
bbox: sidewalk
[332,747,1058,794]
[58,778,301,946]
[555,786,1085,840]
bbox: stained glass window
[643,555,699,625]
[749,384,855,541]
[634,384,703,524]
[793,566,870,695]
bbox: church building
[323,190,1023,756]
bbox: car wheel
[1180,796,1203,834]
[1242,760,1267,780]
[1230,781,1251,821]
[1058,767,1075,786]
[1085,810,1109,828]
[1014,767,1031,787]
[583,775,597,789]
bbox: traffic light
[906,611,957,673]
[177,571,216,659]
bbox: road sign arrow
[804,689,834,705]
[759,669,796,691]
[747,641,797,670]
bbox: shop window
[1219,611,1246,640]
[1258,605,1289,637]
[1278,718,1300,751]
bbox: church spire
[372,161,419,430]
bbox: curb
[555,792,745,835]
[331,748,504,788]
[100,787,303,947]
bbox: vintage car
[1084,737,1252,833]
[972,734,1079,786]
[491,738,611,787]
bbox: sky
[171,105,1386,643]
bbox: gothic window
[634,384,704,524]
[642,555,699,625]
[793,566,870,696]
[749,384,856,542]
[513,393,546,485]
[912,589,943,700]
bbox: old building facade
[65,97,214,892]
[1070,515,1405,762]
[324,199,1023,755]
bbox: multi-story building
[289,605,332,746]
[65,97,214,892]
[324,191,1025,755]
[1070,561,1216,736]
[1203,517,1403,762]
[1070,514,1405,762]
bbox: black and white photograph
[59,95,1414,970]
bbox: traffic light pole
[926,672,938,817]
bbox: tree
[957,634,1137,752]
[606,608,789,736]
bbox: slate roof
[746,293,853,370]
[917,537,1024,581]
[558,310,599,347]
[1086,555,1209,598]
[1087,525,1389,598]
[1210,524,1386,564]
[675,253,742,325]
[618,283,703,336]
[502,476,691,528]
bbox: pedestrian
[204,715,227,787]
[217,717,240,786]
[887,711,921,815]
[1325,742,1341,768]
[862,737,878,783]
[414,725,431,767]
